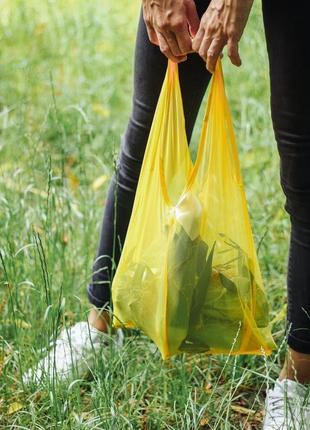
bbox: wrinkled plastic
[112,60,276,359]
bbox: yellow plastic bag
[112,60,276,359]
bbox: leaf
[204,382,212,393]
[188,241,215,326]
[270,304,287,326]
[61,234,69,245]
[0,162,13,172]
[231,405,256,415]
[2,319,31,329]
[199,416,210,427]
[34,23,47,36]
[7,402,23,415]
[92,104,110,118]
[63,311,76,323]
[68,172,80,190]
[32,224,44,235]
[28,188,48,199]
[95,42,113,54]
[92,175,108,191]
[219,273,237,293]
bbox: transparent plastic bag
[112,60,276,359]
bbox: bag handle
[158,60,182,208]
[159,59,220,205]
[186,59,243,189]
[159,58,242,207]
[186,59,222,189]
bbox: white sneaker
[22,321,124,385]
[263,378,310,429]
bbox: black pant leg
[88,2,211,308]
[263,1,310,352]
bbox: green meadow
[0,1,290,428]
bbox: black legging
[87,1,310,354]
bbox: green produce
[166,225,270,353]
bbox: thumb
[185,0,200,37]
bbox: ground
[0,1,289,428]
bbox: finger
[157,32,187,63]
[174,27,193,55]
[192,27,205,52]
[165,31,183,57]
[146,25,159,45]
[198,33,212,61]
[206,38,225,72]
[185,0,200,37]
[227,38,241,67]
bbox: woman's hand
[192,0,254,72]
[142,0,200,63]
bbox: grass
[0,0,294,428]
